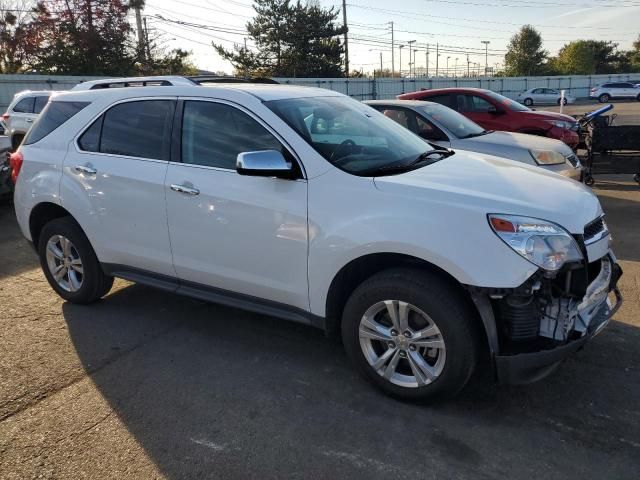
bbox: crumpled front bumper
[494,254,623,385]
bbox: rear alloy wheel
[598,93,610,103]
[523,98,533,106]
[342,268,479,402]
[38,217,113,303]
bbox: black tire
[598,93,610,103]
[636,94,640,102]
[38,217,113,304]
[341,268,480,402]
[584,174,595,187]
[11,134,24,152]
[557,98,568,105]
[523,98,533,106]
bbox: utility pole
[398,45,404,77]
[446,56,450,77]
[244,38,248,51]
[134,2,145,62]
[426,44,429,77]
[390,21,394,77]
[455,58,458,77]
[407,40,415,78]
[143,17,151,61]
[380,52,383,76]
[342,0,349,77]
[481,40,490,76]
[435,43,439,77]
[414,50,420,77]
[467,54,470,77]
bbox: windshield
[419,104,485,139]
[483,90,530,112]
[265,96,434,175]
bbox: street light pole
[435,43,439,77]
[455,58,458,77]
[407,40,416,78]
[398,45,404,77]
[446,56,450,77]
[414,50,420,78]
[426,44,429,77]
[481,40,490,76]
[390,21,394,77]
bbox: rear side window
[79,100,174,160]
[424,94,453,108]
[34,96,49,114]
[24,101,89,145]
[13,97,35,113]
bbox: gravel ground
[0,178,639,476]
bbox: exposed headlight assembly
[529,149,566,165]
[488,214,583,272]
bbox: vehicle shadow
[595,186,640,262]
[62,283,640,479]
[0,202,39,280]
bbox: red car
[397,88,580,149]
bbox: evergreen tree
[214,0,345,77]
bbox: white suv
[2,90,54,151]
[11,83,622,401]
[590,82,640,103]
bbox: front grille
[565,154,579,167]
[584,217,606,243]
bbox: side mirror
[236,150,294,179]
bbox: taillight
[590,88,597,92]
[9,151,23,183]
[1,112,8,121]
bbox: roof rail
[187,75,279,85]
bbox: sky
[142,0,640,76]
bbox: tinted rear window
[24,101,89,145]
[13,97,35,113]
[34,96,50,114]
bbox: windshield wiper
[360,149,454,176]
[463,130,489,139]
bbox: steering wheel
[330,139,356,163]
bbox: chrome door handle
[74,165,97,175]
[170,184,200,196]
[26,119,34,123]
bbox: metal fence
[274,73,640,100]
[0,72,638,110]
[0,74,105,110]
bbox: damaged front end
[472,215,623,384]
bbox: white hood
[374,150,601,234]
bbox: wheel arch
[29,202,78,248]
[324,252,483,337]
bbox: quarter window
[13,97,35,113]
[457,95,494,113]
[99,100,174,160]
[181,101,284,169]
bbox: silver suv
[590,82,640,103]
[2,90,54,151]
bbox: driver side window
[463,95,494,113]
[181,101,285,169]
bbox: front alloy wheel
[341,268,479,402]
[359,300,446,387]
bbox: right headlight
[488,214,583,272]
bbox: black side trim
[101,263,325,330]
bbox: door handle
[170,184,200,196]
[74,165,97,175]
[26,119,34,123]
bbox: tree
[214,0,345,77]
[0,1,37,73]
[30,0,136,75]
[504,25,548,77]
[552,40,627,75]
[147,48,198,76]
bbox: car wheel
[636,94,640,102]
[523,98,533,106]
[557,98,568,105]
[38,217,113,304]
[341,268,479,402]
[598,93,610,103]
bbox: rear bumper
[494,256,623,385]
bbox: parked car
[398,88,580,149]
[365,100,582,180]
[1,90,54,151]
[517,88,575,106]
[590,82,640,103]
[12,83,622,401]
